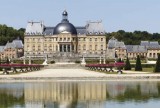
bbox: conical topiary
[135,55,142,71]
[154,53,160,73]
[118,58,122,62]
[125,57,131,70]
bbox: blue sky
[0,0,160,33]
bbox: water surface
[0,81,160,108]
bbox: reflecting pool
[0,81,160,108]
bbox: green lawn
[131,67,154,72]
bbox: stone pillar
[103,57,106,64]
[66,45,68,52]
[29,56,31,65]
[70,45,72,52]
[62,45,64,52]
[57,45,59,52]
[23,58,26,64]
[99,56,102,64]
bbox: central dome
[53,10,77,35]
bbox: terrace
[0,64,44,74]
[85,62,125,74]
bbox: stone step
[44,63,85,69]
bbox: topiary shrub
[75,60,81,64]
[154,53,160,73]
[135,55,142,71]
[125,57,131,70]
[50,60,55,64]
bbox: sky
[0,0,160,33]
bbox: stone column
[62,45,64,52]
[99,56,102,64]
[23,58,26,64]
[70,45,72,52]
[57,45,59,52]
[29,56,31,65]
[103,57,106,64]
[66,45,68,52]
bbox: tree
[125,57,131,70]
[135,55,142,71]
[6,57,10,64]
[154,54,160,73]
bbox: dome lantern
[53,10,77,35]
[62,10,68,23]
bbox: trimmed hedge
[50,60,55,64]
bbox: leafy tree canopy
[106,30,160,45]
[0,24,25,45]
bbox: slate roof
[0,46,5,52]
[115,42,126,49]
[107,37,118,49]
[126,45,147,53]
[86,21,106,35]
[25,21,44,35]
[4,42,15,49]
[76,27,86,35]
[4,39,23,49]
[25,21,105,36]
[12,39,24,48]
[43,27,54,35]
[140,41,160,49]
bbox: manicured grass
[131,67,154,72]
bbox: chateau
[23,10,160,61]
[0,39,24,59]
[24,10,107,60]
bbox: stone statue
[29,56,31,65]
[23,57,26,64]
[99,56,102,64]
[42,55,48,65]
[103,57,106,64]
[81,56,86,65]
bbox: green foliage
[13,60,23,64]
[118,58,122,62]
[0,24,24,45]
[125,57,131,70]
[154,54,160,73]
[135,55,142,71]
[31,60,44,64]
[75,60,81,64]
[50,60,55,64]
[106,30,160,45]
[6,57,10,64]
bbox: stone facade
[24,11,106,59]
[108,37,160,59]
[0,39,24,59]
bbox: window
[95,45,97,50]
[79,45,81,50]
[83,38,86,41]
[90,45,92,50]
[101,45,103,50]
[101,38,103,41]
[149,53,152,57]
[153,53,156,58]
[83,45,86,50]
[95,38,97,41]
[90,38,92,41]
[68,38,70,41]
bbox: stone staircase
[44,63,85,69]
